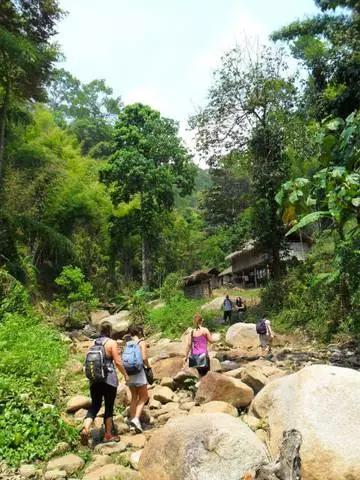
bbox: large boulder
[240,359,286,394]
[65,395,91,413]
[225,322,258,349]
[195,372,254,408]
[90,310,110,327]
[46,454,84,475]
[190,401,238,417]
[82,464,140,480]
[99,310,130,336]
[148,340,185,359]
[201,296,228,311]
[250,365,360,480]
[139,413,268,480]
[152,356,184,379]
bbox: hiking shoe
[80,429,88,446]
[130,417,143,433]
[103,434,120,443]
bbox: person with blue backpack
[81,322,129,446]
[122,324,150,433]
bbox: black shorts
[224,310,232,321]
[86,382,117,420]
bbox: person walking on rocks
[184,313,214,376]
[123,325,150,433]
[81,322,129,445]
[256,317,274,356]
[222,294,233,323]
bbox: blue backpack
[256,319,267,335]
[122,340,143,375]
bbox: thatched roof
[225,240,257,261]
[183,270,211,286]
[218,266,232,277]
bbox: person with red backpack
[256,317,274,355]
[81,322,129,445]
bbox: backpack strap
[94,337,109,346]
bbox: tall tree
[102,103,195,287]
[272,0,360,119]
[47,69,122,158]
[0,0,63,185]
[190,45,296,279]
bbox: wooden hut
[183,270,212,298]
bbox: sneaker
[130,417,143,433]
[103,433,120,443]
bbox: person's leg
[129,386,138,420]
[81,383,102,445]
[103,384,119,442]
[135,384,149,419]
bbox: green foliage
[146,295,217,338]
[160,272,184,303]
[0,400,76,466]
[55,265,98,306]
[0,268,30,319]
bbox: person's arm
[184,331,192,361]
[139,340,150,368]
[111,341,129,382]
[205,328,214,343]
[266,320,274,337]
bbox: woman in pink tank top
[184,313,214,376]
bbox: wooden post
[254,267,258,288]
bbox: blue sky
[56,0,318,151]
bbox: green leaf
[352,198,360,207]
[286,211,330,236]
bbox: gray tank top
[98,336,118,388]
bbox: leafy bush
[0,399,76,466]
[0,307,76,465]
[0,269,30,320]
[146,294,218,338]
[55,265,98,307]
[160,272,183,303]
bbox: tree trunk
[255,429,302,480]
[141,235,150,288]
[0,81,10,188]
[271,246,282,281]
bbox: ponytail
[193,312,202,329]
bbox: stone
[130,450,143,470]
[209,357,222,372]
[113,417,130,434]
[250,364,360,480]
[49,442,70,457]
[120,433,147,449]
[46,454,84,475]
[225,323,259,349]
[180,401,195,411]
[152,385,176,404]
[255,429,267,443]
[173,367,199,387]
[44,470,67,480]
[69,360,83,374]
[65,395,91,413]
[241,367,268,394]
[116,384,131,406]
[152,356,184,379]
[242,414,261,430]
[200,296,226,311]
[19,464,37,478]
[93,441,127,455]
[195,372,254,408]
[194,401,238,417]
[148,340,185,359]
[99,310,131,336]
[224,367,244,378]
[160,377,176,389]
[149,397,162,409]
[189,406,202,414]
[74,408,87,419]
[82,464,140,480]
[157,409,188,424]
[84,456,111,474]
[90,310,110,327]
[139,413,268,480]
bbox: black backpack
[85,338,109,383]
[256,319,267,335]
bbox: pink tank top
[192,332,208,355]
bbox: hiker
[81,322,129,445]
[235,296,246,319]
[222,294,233,323]
[123,324,150,433]
[184,312,214,376]
[256,317,274,355]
